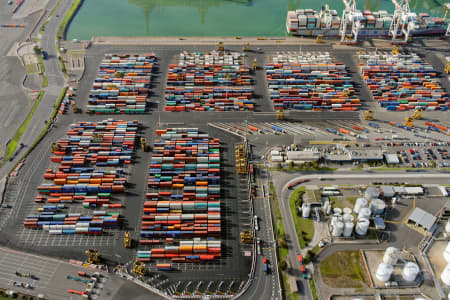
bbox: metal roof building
[404,187,424,195]
[286,150,320,162]
[349,149,384,161]
[384,153,400,164]
[380,186,395,198]
[408,207,437,232]
[365,186,380,200]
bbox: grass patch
[39,20,48,35]
[56,0,82,40]
[289,186,314,248]
[309,279,318,300]
[49,0,63,17]
[372,167,430,171]
[2,92,44,164]
[346,196,357,206]
[38,55,48,88]
[320,251,369,288]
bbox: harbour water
[67,0,446,39]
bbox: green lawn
[320,251,369,288]
[2,91,44,164]
[309,279,319,300]
[346,196,357,207]
[289,186,314,248]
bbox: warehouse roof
[404,187,424,195]
[393,186,406,194]
[408,207,436,231]
[286,150,320,162]
[349,149,384,161]
[380,186,395,198]
[324,153,352,162]
[384,153,399,164]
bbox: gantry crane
[252,58,257,70]
[364,110,374,121]
[51,142,61,153]
[216,42,224,51]
[85,249,101,264]
[389,0,417,44]
[339,0,363,44]
[124,231,132,248]
[276,110,285,120]
[240,231,253,243]
[133,261,146,276]
[443,4,450,38]
[140,137,149,152]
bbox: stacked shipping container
[266,53,359,111]
[359,52,449,111]
[23,120,139,234]
[138,128,221,263]
[165,52,254,111]
[87,54,155,114]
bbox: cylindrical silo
[355,218,370,236]
[343,221,354,237]
[302,203,311,218]
[343,207,352,215]
[376,263,393,282]
[343,213,354,223]
[383,247,399,265]
[402,262,420,282]
[441,263,450,286]
[354,198,368,214]
[333,207,342,215]
[446,220,450,233]
[326,204,332,215]
[369,199,386,215]
[444,242,450,263]
[358,207,371,220]
[332,221,344,237]
[323,201,329,213]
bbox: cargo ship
[286,6,447,37]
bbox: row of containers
[359,52,449,111]
[137,128,222,263]
[87,54,155,114]
[265,53,360,111]
[165,52,255,111]
[23,120,140,234]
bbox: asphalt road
[240,163,281,300]
[0,0,72,179]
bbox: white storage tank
[343,221,354,237]
[326,204,332,215]
[354,198,368,214]
[333,207,342,215]
[402,262,420,282]
[302,203,311,218]
[369,199,386,215]
[383,247,399,265]
[343,213,354,223]
[332,221,344,237]
[441,263,450,286]
[376,263,393,282]
[358,207,372,220]
[355,218,370,236]
[343,207,352,215]
[446,219,450,233]
[444,242,450,263]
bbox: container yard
[359,52,449,111]
[22,120,139,237]
[86,54,155,114]
[165,51,254,111]
[138,128,222,268]
[265,52,359,111]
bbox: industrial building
[407,207,437,232]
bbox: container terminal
[0,0,449,299]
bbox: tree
[33,46,41,55]
[279,259,287,270]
